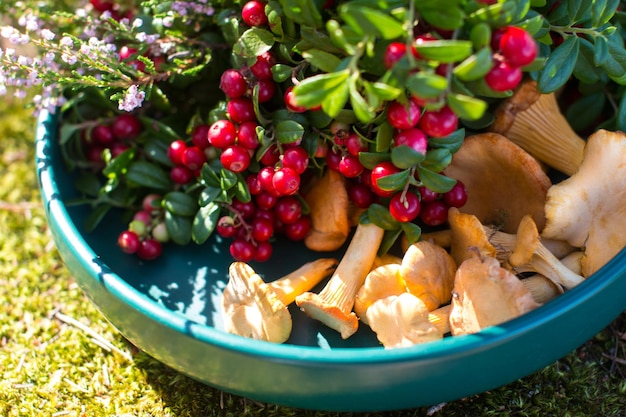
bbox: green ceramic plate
[36,110,626,412]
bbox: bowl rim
[35,109,626,364]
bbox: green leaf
[350,81,376,123]
[416,167,456,193]
[446,93,488,121]
[537,35,580,93]
[359,151,391,170]
[375,169,409,192]
[192,202,221,244]
[406,72,448,98]
[565,92,606,132]
[302,49,342,72]
[573,38,602,84]
[163,191,198,217]
[379,228,402,256]
[102,148,136,178]
[233,175,252,203]
[275,120,305,144]
[593,36,609,66]
[421,149,453,173]
[391,145,425,169]
[567,0,591,23]
[401,222,422,247]
[338,3,404,39]
[83,203,111,233]
[278,0,323,28]
[591,0,620,27]
[375,122,394,153]
[453,47,494,82]
[143,137,174,167]
[233,28,275,61]
[367,203,400,230]
[292,70,350,115]
[417,3,465,31]
[59,123,82,145]
[199,186,223,206]
[125,160,171,190]
[165,211,193,245]
[271,64,293,83]
[201,164,221,188]
[220,168,239,190]
[413,40,473,63]
[427,128,465,153]
[469,22,492,50]
[602,31,626,83]
[73,173,102,197]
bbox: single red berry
[345,133,368,156]
[325,148,343,172]
[255,79,276,103]
[393,128,428,154]
[250,51,275,80]
[110,143,130,158]
[419,200,449,226]
[253,241,273,262]
[370,161,401,197]
[220,69,248,98]
[284,86,307,113]
[191,124,211,149]
[232,199,256,220]
[230,239,256,262]
[221,144,251,173]
[383,42,407,69]
[418,186,439,203]
[216,216,236,238]
[245,174,263,195]
[443,180,468,208]
[347,182,375,209]
[112,113,142,140]
[237,121,260,150]
[283,215,311,241]
[257,166,277,194]
[259,144,280,166]
[338,154,364,178]
[251,217,274,242]
[241,0,268,27]
[272,166,300,196]
[208,119,237,149]
[181,146,206,170]
[274,196,302,224]
[170,165,193,184]
[282,146,309,174]
[387,99,421,129]
[389,191,421,222]
[500,26,537,67]
[167,139,188,165]
[92,124,115,145]
[485,59,522,92]
[142,194,162,212]
[418,106,459,138]
[118,230,141,254]
[90,0,114,12]
[137,239,163,260]
[227,97,256,123]
[132,210,152,227]
[255,191,278,210]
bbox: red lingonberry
[314,140,328,158]
[220,69,248,98]
[241,0,268,27]
[216,216,236,238]
[181,146,206,170]
[339,154,364,178]
[259,144,280,166]
[345,133,368,156]
[499,26,537,67]
[251,217,274,242]
[170,165,193,184]
[283,216,311,241]
[419,200,449,226]
[325,148,343,172]
[255,79,276,103]
[282,146,309,174]
[389,191,421,222]
[245,174,263,195]
[232,199,256,220]
[230,239,256,262]
[237,121,260,150]
[227,97,256,123]
[418,186,439,203]
[443,180,468,208]
[393,128,428,155]
[383,42,407,69]
[272,166,300,196]
[92,124,115,145]
[274,196,302,224]
[86,145,105,164]
[485,59,522,92]
[253,241,273,262]
[370,161,401,197]
[386,99,421,129]
[118,230,141,254]
[208,119,237,149]
[167,139,187,165]
[347,182,375,209]
[257,166,277,193]
[221,144,251,173]
[119,45,137,61]
[132,210,152,227]
[250,51,275,80]
[255,191,278,210]
[284,86,307,113]
[418,106,458,138]
[112,113,142,140]
[137,239,163,260]
[111,143,130,158]
[191,124,211,149]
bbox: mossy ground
[0,96,624,416]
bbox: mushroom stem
[521,275,564,304]
[268,258,338,306]
[490,80,585,176]
[296,223,385,339]
[428,304,451,335]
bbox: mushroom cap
[365,292,443,349]
[400,240,457,311]
[443,132,551,233]
[354,263,405,325]
[448,207,497,266]
[542,129,626,277]
[222,262,292,343]
[449,251,541,336]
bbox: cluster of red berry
[485,26,539,92]
[82,113,141,167]
[117,194,168,260]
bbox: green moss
[0,96,624,416]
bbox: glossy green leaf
[401,222,422,247]
[537,35,579,93]
[359,151,391,170]
[375,122,394,153]
[233,174,252,203]
[338,3,404,39]
[275,120,305,144]
[416,3,465,30]
[292,69,350,114]
[406,72,448,98]
[413,40,473,63]
[220,168,239,190]
[143,137,173,167]
[591,0,620,27]
[271,64,294,83]
[567,0,591,23]
[421,148,452,174]
[163,191,198,217]
[199,186,223,206]
[233,28,275,61]
[102,148,136,178]
[165,211,193,245]
[427,128,465,153]
[379,228,402,256]
[603,32,626,83]
[391,145,425,169]
[59,123,81,145]
[192,202,221,244]
[452,47,493,82]
[201,164,221,188]
[302,49,342,72]
[367,203,400,231]
[278,0,323,28]
[125,160,171,190]
[83,203,111,233]
[469,22,491,49]
[565,92,606,132]
[573,38,602,84]
[447,93,488,121]
[375,169,409,192]
[594,36,609,66]
[416,167,456,193]
[325,19,357,55]
[367,81,402,101]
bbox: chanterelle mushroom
[222,258,337,343]
[541,129,626,277]
[296,223,385,339]
[490,79,586,176]
[447,207,497,266]
[443,132,551,233]
[449,250,541,336]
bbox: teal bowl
[36,110,626,412]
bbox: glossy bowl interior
[36,110,626,412]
